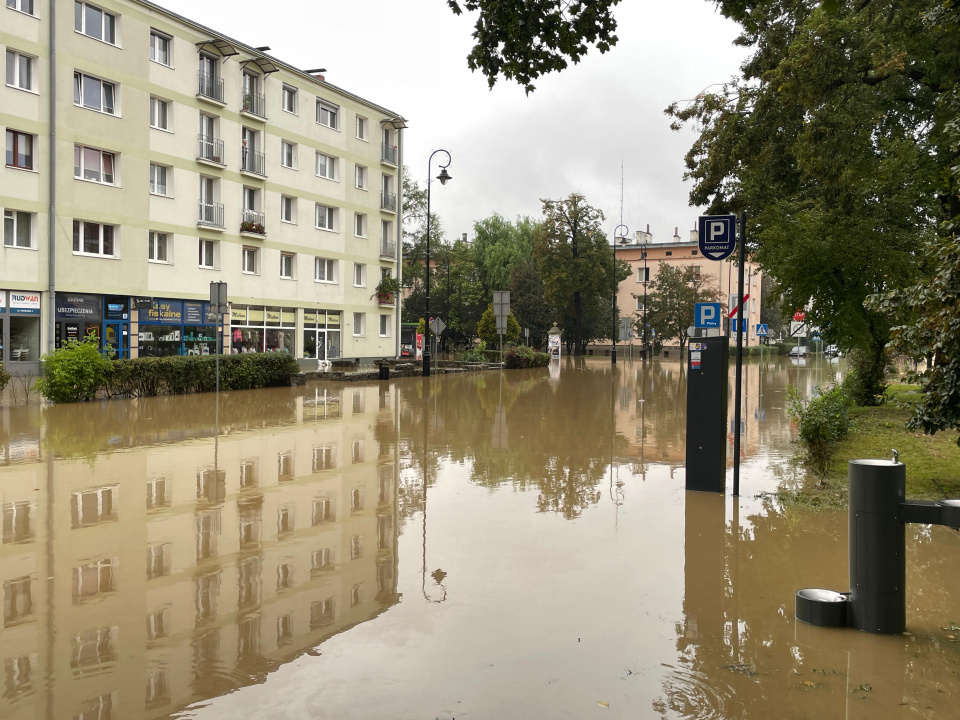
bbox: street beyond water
[1,356,959,719]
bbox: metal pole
[733,212,747,497]
[422,149,452,377]
[612,225,628,365]
[642,244,648,361]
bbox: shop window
[5,129,34,170]
[72,219,116,256]
[4,209,33,248]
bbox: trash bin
[378,363,389,380]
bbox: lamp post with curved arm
[423,149,452,377]
[611,224,629,365]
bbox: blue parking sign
[698,215,737,261]
[695,302,721,328]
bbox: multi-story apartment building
[594,225,763,356]
[1,0,405,370]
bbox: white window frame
[635,297,644,312]
[315,204,335,231]
[637,266,650,283]
[316,99,339,129]
[280,252,294,279]
[242,246,259,275]
[379,314,390,337]
[74,145,117,185]
[149,29,172,67]
[149,163,171,196]
[74,72,117,115]
[4,209,34,249]
[5,50,36,92]
[356,115,368,141]
[6,0,37,17]
[149,96,170,130]
[74,1,119,46]
[353,263,366,288]
[148,230,169,263]
[315,152,336,180]
[354,213,366,238]
[280,140,297,169]
[352,312,365,337]
[281,84,297,114]
[355,164,367,190]
[72,219,116,258]
[314,257,336,283]
[280,195,296,224]
[199,238,216,269]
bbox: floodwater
[1,356,959,720]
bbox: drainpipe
[394,128,403,359]
[47,0,57,354]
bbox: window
[316,99,339,129]
[380,314,390,337]
[73,72,116,114]
[665,250,673,256]
[73,146,116,184]
[242,246,258,274]
[353,312,365,337]
[691,265,702,277]
[5,130,33,170]
[149,97,169,130]
[350,534,362,560]
[280,140,296,169]
[315,204,335,231]
[74,2,117,45]
[4,577,32,625]
[150,30,171,66]
[149,163,170,196]
[355,164,367,189]
[70,486,118,527]
[312,498,334,524]
[146,477,169,508]
[199,238,215,268]
[635,297,644,312]
[72,220,115,257]
[282,84,297,113]
[311,548,333,572]
[353,263,366,287]
[355,213,366,238]
[312,445,336,472]
[692,249,699,256]
[3,210,32,248]
[148,231,169,262]
[280,195,296,223]
[315,257,336,283]
[5,50,34,91]
[7,0,36,15]
[315,152,336,180]
[356,115,368,140]
[638,266,650,283]
[280,252,294,279]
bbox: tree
[401,169,448,327]
[638,262,719,355]
[446,0,622,93]
[534,193,630,355]
[509,262,552,349]
[446,238,488,348]
[477,305,521,346]
[472,214,539,294]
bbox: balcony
[380,192,396,213]
[241,150,266,177]
[377,292,396,307]
[241,91,266,120]
[381,143,397,165]
[198,201,225,229]
[197,72,225,105]
[380,237,397,260]
[241,209,266,237]
[197,134,225,167]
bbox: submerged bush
[787,384,853,479]
[503,345,550,369]
[36,339,111,403]
[0,363,9,391]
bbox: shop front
[229,305,295,354]
[138,298,217,357]
[55,293,131,358]
[1,290,42,366]
[302,310,341,360]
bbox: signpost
[756,323,768,337]
[695,302,721,329]
[209,282,228,394]
[493,291,510,366]
[429,317,446,373]
[697,215,737,261]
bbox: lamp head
[436,167,452,185]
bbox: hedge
[503,346,550,369]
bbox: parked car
[824,344,842,358]
[789,345,810,358]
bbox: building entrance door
[103,321,126,358]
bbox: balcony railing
[241,150,266,176]
[241,209,266,235]
[197,72,224,103]
[198,201,225,228]
[380,192,396,212]
[197,134,225,165]
[380,236,397,258]
[241,91,266,119]
[381,143,397,165]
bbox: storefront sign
[248,307,264,324]
[105,302,126,320]
[184,302,203,325]
[144,299,183,323]
[265,308,281,324]
[304,310,316,324]
[135,297,153,309]
[231,306,247,323]
[281,310,295,326]
[327,313,340,328]
[0,293,5,313]
[56,293,101,319]
[10,292,41,315]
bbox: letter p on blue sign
[695,302,721,328]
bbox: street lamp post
[611,224,629,365]
[641,236,648,361]
[422,149,452,377]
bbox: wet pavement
[1,356,959,719]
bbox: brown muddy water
[1,356,959,719]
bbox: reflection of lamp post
[641,235,649,361]
[423,149,452,377]
[611,224,629,365]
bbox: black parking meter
[685,336,729,493]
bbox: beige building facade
[2,0,405,370]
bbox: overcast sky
[158,0,749,244]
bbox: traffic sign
[789,321,808,338]
[729,293,750,319]
[429,317,446,335]
[695,302,721,328]
[756,323,768,337]
[793,310,806,323]
[731,319,747,334]
[698,215,737,261]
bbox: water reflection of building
[0,385,399,720]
